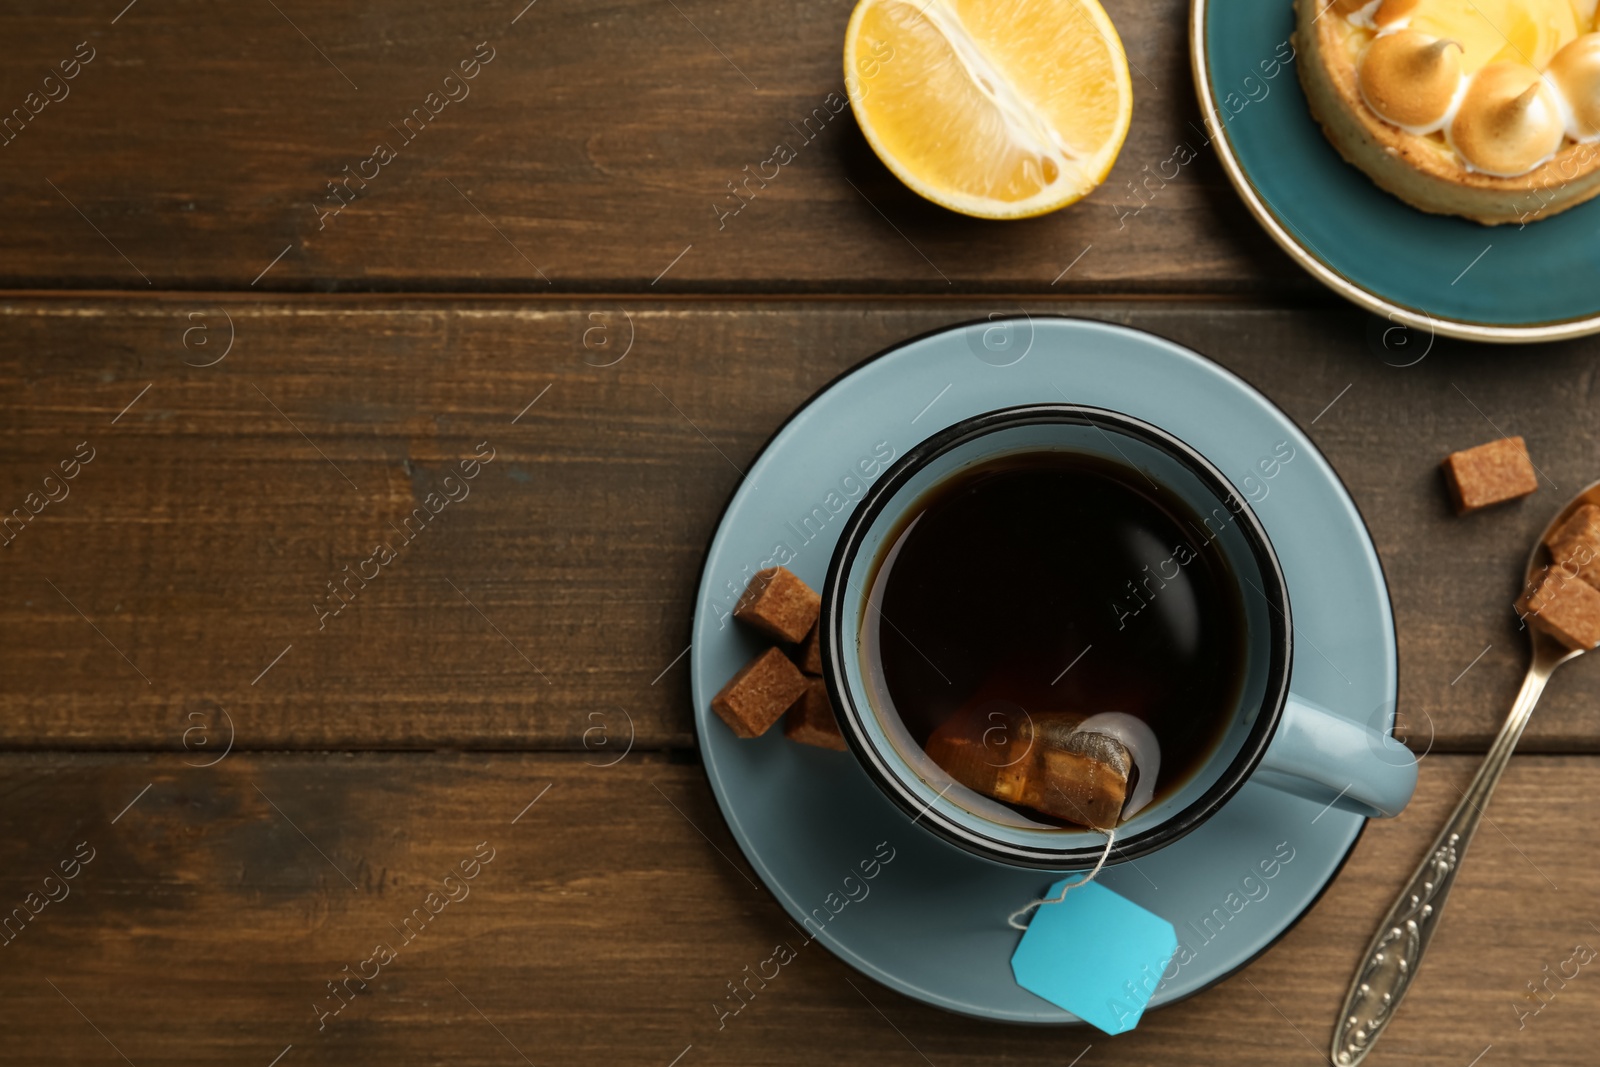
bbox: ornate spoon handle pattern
[1331,659,1556,1067]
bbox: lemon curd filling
[1337,0,1600,175]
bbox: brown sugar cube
[1542,503,1600,550]
[711,647,810,738]
[1517,570,1600,650]
[1441,437,1538,514]
[924,702,1033,802]
[1544,504,1600,589]
[796,622,823,675]
[783,678,847,751]
[734,567,821,644]
[925,719,1026,802]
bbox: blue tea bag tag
[1010,880,1178,1035]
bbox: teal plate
[689,318,1403,1022]
[1192,0,1600,342]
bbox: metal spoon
[1330,483,1597,1067]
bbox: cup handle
[1251,694,1418,818]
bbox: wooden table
[1,2,1595,1065]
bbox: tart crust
[1294,0,1600,225]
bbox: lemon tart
[1296,0,1600,224]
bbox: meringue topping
[1343,0,1596,175]
[1359,30,1464,131]
[1373,0,1422,28]
[1448,62,1567,175]
[1547,33,1600,139]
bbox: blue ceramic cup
[820,404,1417,871]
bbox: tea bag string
[1006,826,1116,931]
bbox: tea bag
[1022,719,1132,829]
[925,704,1136,829]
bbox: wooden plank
[1,296,1598,750]
[0,0,1296,292]
[0,752,1590,1066]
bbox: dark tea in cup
[865,450,1249,830]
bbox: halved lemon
[844,0,1133,219]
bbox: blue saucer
[1192,0,1600,342]
[690,318,1397,1022]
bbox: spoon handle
[1329,660,1552,1067]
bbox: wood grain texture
[0,0,1300,293]
[5,5,1595,1067]
[0,752,1591,1067]
[2,296,1600,750]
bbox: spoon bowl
[1521,478,1600,671]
